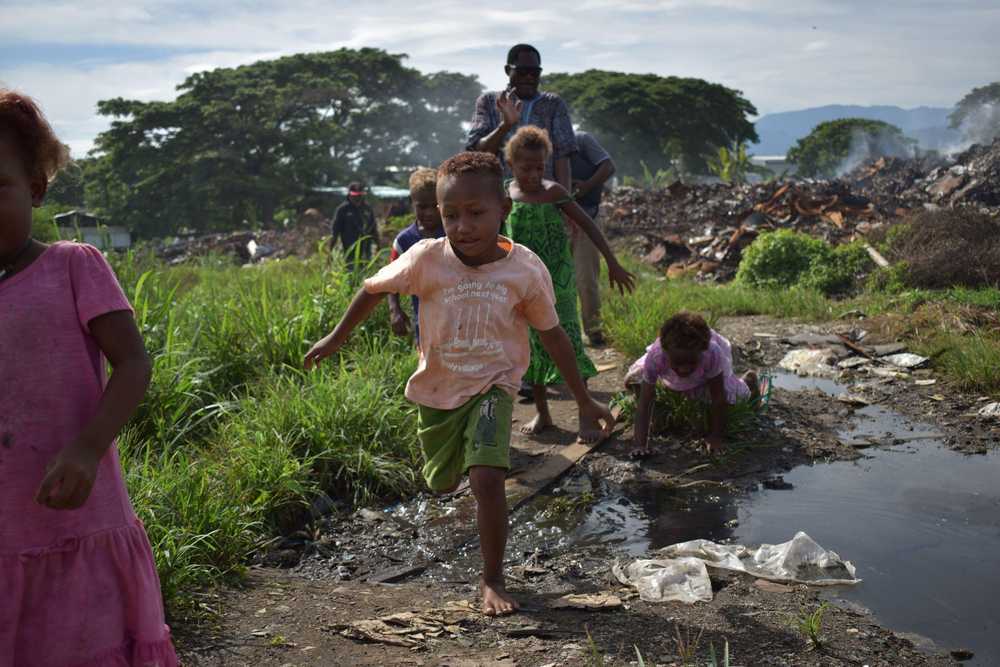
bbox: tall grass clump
[100,250,424,620]
[601,259,832,358]
[915,332,1000,393]
[218,336,421,511]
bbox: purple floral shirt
[628,329,751,404]
[465,90,577,178]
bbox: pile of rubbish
[604,138,1000,281]
[156,220,329,265]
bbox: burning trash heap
[604,138,1000,281]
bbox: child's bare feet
[520,412,553,435]
[629,445,655,460]
[480,576,519,616]
[577,409,605,443]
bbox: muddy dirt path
[176,316,994,666]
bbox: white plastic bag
[614,532,859,604]
[613,557,713,603]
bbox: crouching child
[626,312,760,458]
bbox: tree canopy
[786,118,914,179]
[542,69,758,177]
[87,49,481,237]
[949,82,1000,146]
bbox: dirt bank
[176,320,981,666]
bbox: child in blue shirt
[388,167,446,341]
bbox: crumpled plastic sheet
[614,532,859,603]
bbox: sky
[2,0,998,158]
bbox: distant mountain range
[752,105,961,156]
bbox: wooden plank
[505,433,617,509]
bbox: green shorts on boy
[363,235,559,491]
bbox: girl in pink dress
[0,90,178,666]
[626,311,758,458]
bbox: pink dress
[625,329,750,404]
[0,242,178,667]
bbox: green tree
[949,82,1000,145]
[90,49,481,237]
[705,142,772,184]
[543,70,757,177]
[786,118,915,179]
[45,158,90,208]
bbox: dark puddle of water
[504,371,1000,663]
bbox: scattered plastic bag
[614,532,859,604]
[779,349,839,378]
[613,557,713,603]
[882,353,929,369]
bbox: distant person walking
[570,131,616,346]
[330,182,379,268]
[466,44,576,192]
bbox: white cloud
[2,0,998,154]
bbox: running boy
[387,167,445,340]
[305,152,615,616]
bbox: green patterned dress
[506,194,597,386]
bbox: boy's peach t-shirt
[364,237,559,410]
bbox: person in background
[330,181,379,267]
[387,168,445,341]
[304,152,615,616]
[570,131,616,347]
[0,89,178,666]
[466,44,576,192]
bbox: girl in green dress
[504,126,636,442]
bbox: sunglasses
[509,65,542,77]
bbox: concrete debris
[837,393,872,406]
[882,353,930,369]
[977,402,1000,419]
[549,593,623,610]
[157,220,329,265]
[336,601,476,648]
[779,349,839,378]
[606,138,1000,280]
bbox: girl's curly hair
[0,89,70,183]
[659,311,711,352]
[504,125,552,164]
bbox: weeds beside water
[110,244,998,622]
[601,258,1000,394]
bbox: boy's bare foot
[629,446,655,460]
[577,410,608,443]
[480,577,519,616]
[520,412,553,435]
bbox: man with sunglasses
[466,44,577,193]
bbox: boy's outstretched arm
[536,325,615,435]
[304,288,386,369]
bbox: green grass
[104,250,419,622]
[601,259,1000,395]
[103,243,999,622]
[794,602,829,649]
